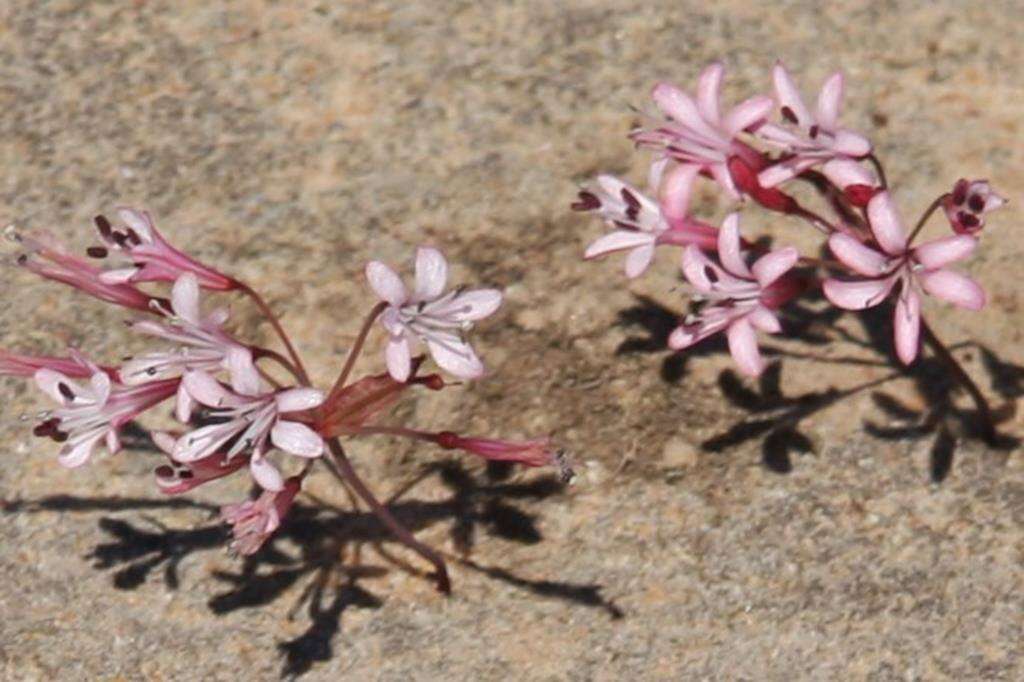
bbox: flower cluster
[578,60,1004,381]
[4,211,568,591]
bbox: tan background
[2,1,1024,679]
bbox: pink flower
[1,348,105,379]
[630,62,774,199]
[365,247,502,382]
[221,476,302,555]
[757,62,872,188]
[668,213,801,376]
[823,191,985,364]
[942,179,1006,235]
[151,431,249,495]
[433,431,573,480]
[819,158,880,208]
[14,230,162,313]
[120,273,249,385]
[91,209,236,290]
[32,366,179,467]
[173,368,324,491]
[576,169,719,278]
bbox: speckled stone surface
[2,1,1024,680]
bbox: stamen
[967,194,985,213]
[94,215,113,240]
[58,383,76,401]
[808,124,819,139]
[781,106,798,124]
[571,191,601,211]
[86,246,108,259]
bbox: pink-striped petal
[651,82,724,143]
[659,164,700,222]
[723,95,774,137]
[58,432,105,468]
[275,387,325,412]
[448,289,503,321]
[696,61,724,123]
[893,288,921,365]
[815,72,844,130]
[828,233,889,276]
[917,270,986,310]
[748,306,781,333]
[171,273,201,324]
[772,62,812,125]
[912,235,977,270]
[183,370,235,408]
[271,420,324,458]
[365,261,408,306]
[727,318,765,376]
[413,247,448,301]
[250,455,284,492]
[426,334,484,379]
[584,231,653,259]
[384,336,412,382]
[866,191,907,256]
[822,276,896,310]
[623,243,656,278]
[751,247,798,287]
[717,213,752,278]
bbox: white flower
[365,247,502,382]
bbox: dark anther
[33,418,59,437]
[111,231,128,247]
[179,470,194,479]
[154,465,175,478]
[959,213,980,228]
[571,191,601,211]
[620,188,641,210]
[808,124,819,139]
[94,215,113,239]
[125,228,143,246]
[51,430,68,443]
[967,194,985,213]
[951,183,967,205]
[86,246,108,259]
[613,220,639,231]
[625,204,640,221]
[58,382,76,401]
[16,254,27,266]
[146,367,158,376]
[781,106,799,124]
[703,266,719,283]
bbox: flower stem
[253,347,304,385]
[907,193,951,245]
[919,319,997,444]
[325,438,451,593]
[236,282,310,385]
[792,206,837,235]
[329,302,386,400]
[866,153,888,189]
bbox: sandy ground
[2,1,1024,679]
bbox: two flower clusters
[577,61,1004,376]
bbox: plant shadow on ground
[616,292,1020,480]
[3,460,622,679]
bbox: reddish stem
[329,301,386,399]
[907,193,951,246]
[325,438,450,593]
[236,282,310,385]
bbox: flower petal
[723,95,774,137]
[894,288,921,365]
[624,243,656,278]
[385,336,412,382]
[183,370,235,408]
[917,270,986,310]
[275,387,325,412]
[751,247,798,288]
[365,261,408,306]
[171,272,201,324]
[90,371,111,406]
[828,233,889,276]
[58,431,105,468]
[35,369,74,404]
[584,231,653,259]
[748,306,781,333]
[250,455,284,492]
[651,82,723,143]
[727,318,765,376]
[912,235,977,270]
[866,191,907,256]
[175,382,194,422]
[772,62,812,126]
[426,334,484,379]
[822,276,896,310]
[413,247,448,301]
[717,213,753,278]
[659,164,700,222]
[821,158,876,189]
[815,71,844,130]
[832,129,871,157]
[271,420,324,458]
[696,61,724,123]
[226,347,261,397]
[448,288,503,321]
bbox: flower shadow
[3,461,620,679]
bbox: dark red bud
[728,156,798,214]
[436,431,459,449]
[844,184,877,208]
